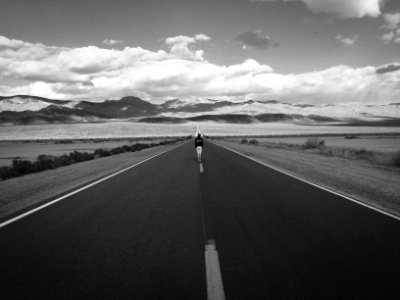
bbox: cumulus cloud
[381,12,400,45]
[0,35,27,49]
[250,0,383,18]
[382,12,400,30]
[102,39,124,46]
[235,30,278,50]
[0,34,399,104]
[165,34,210,60]
[335,34,358,46]
[381,31,395,43]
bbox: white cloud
[335,34,358,46]
[381,13,400,45]
[0,36,26,49]
[164,34,210,60]
[381,31,394,43]
[102,39,124,46]
[0,34,399,104]
[250,0,383,18]
[382,12,400,30]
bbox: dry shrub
[344,134,358,139]
[303,138,325,149]
[248,139,259,145]
[392,151,400,167]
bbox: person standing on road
[195,133,203,163]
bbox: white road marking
[0,141,188,229]
[214,142,400,222]
[200,163,204,173]
[205,240,226,300]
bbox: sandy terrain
[0,142,184,220]
[214,139,400,217]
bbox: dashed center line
[205,239,226,300]
[200,163,204,173]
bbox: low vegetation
[393,151,400,167]
[248,139,259,145]
[302,137,325,149]
[238,137,400,167]
[0,137,188,180]
[344,134,358,139]
[240,138,259,145]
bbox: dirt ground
[214,139,400,218]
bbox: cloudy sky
[0,0,400,104]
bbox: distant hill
[75,96,157,118]
[1,94,399,126]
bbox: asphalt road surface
[1,140,399,299]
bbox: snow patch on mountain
[173,101,400,120]
[0,97,53,112]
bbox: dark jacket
[195,137,204,148]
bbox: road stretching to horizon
[1,140,400,299]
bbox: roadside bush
[303,138,325,149]
[353,149,373,160]
[344,134,358,139]
[94,148,112,158]
[131,143,150,151]
[34,155,57,171]
[69,150,94,163]
[55,154,73,167]
[319,146,378,163]
[0,166,12,180]
[240,138,248,144]
[392,150,400,167]
[248,139,259,145]
[122,145,131,152]
[111,147,125,155]
[55,139,74,144]
[12,159,34,175]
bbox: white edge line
[205,240,226,300]
[200,163,204,173]
[212,142,400,222]
[0,141,189,229]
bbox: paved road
[1,140,400,299]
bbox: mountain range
[0,95,399,126]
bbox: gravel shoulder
[214,140,400,218]
[0,142,184,220]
